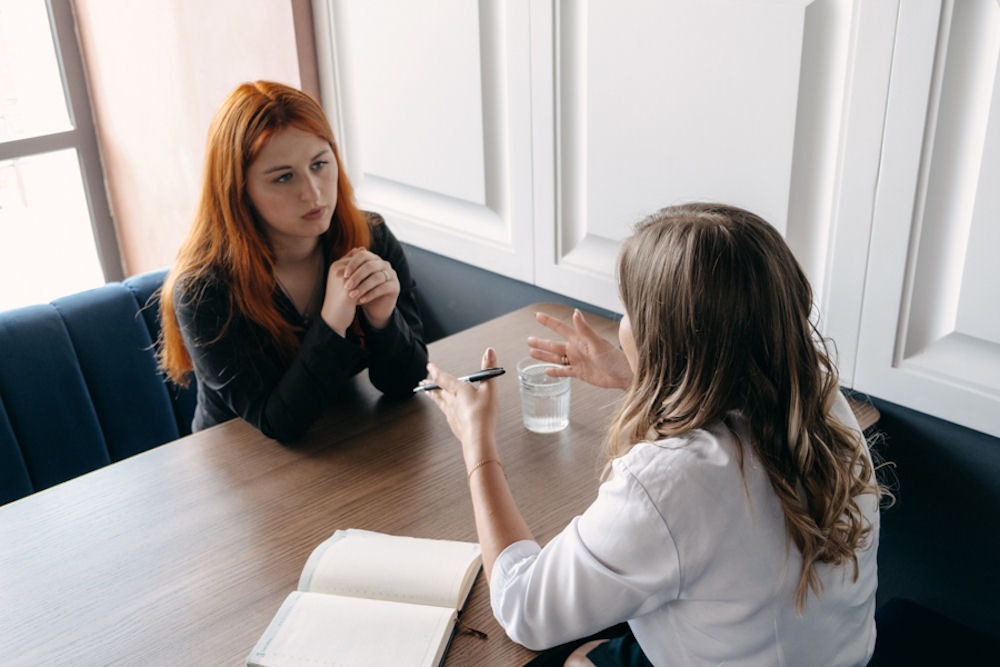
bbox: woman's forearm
[466,453,534,583]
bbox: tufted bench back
[0,270,195,505]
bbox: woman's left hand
[422,348,501,469]
[337,247,399,329]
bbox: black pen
[413,367,505,392]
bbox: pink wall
[74,0,304,275]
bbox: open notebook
[247,529,483,667]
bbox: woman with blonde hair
[159,81,427,442]
[423,203,881,666]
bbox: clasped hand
[320,247,399,335]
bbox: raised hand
[527,309,633,389]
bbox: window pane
[0,1,72,142]
[0,150,103,309]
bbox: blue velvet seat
[51,283,180,460]
[0,397,32,502]
[0,270,195,505]
[0,302,112,498]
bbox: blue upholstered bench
[0,269,195,505]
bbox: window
[0,0,119,311]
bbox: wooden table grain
[0,302,878,666]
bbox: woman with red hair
[159,81,427,442]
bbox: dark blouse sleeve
[360,215,429,397]
[174,275,368,443]
[174,215,427,444]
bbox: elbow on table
[371,363,428,398]
[258,418,309,445]
[379,382,422,400]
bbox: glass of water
[517,358,571,433]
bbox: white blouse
[491,392,879,666]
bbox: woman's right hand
[320,261,357,336]
[528,309,633,389]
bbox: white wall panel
[534,0,898,363]
[787,0,898,387]
[856,0,1000,438]
[952,3,1000,346]
[313,0,535,280]
[335,1,486,204]
[535,0,811,312]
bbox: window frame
[0,0,122,282]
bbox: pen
[413,367,505,392]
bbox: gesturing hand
[527,309,633,390]
[421,348,501,469]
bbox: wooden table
[0,303,878,666]
[0,303,622,666]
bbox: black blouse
[174,215,428,442]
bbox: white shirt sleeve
[489,458,682,650]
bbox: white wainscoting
[536,0,809,316]
[313,0,1000,438]
[313,0,535,282]
[855,0,1000,438]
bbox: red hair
[159,81,370,385]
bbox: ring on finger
[561,354,569,366]
[382,269,389,283]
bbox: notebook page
[247,591,454,667]
[299,530,482,609]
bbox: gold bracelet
[467,458,503,483]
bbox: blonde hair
[158,81,369,385]
[607,203,879,611]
